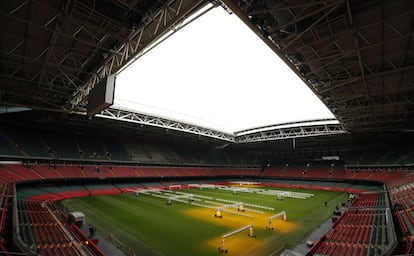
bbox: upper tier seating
[345,147,414,166]
[2,127,50,158]
[41,131,79,159]
[0,132,22,157]
[0,126,256,165]
[78,135,109,161]
[101,138,131,162]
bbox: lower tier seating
[16,200,103,256]
[312,209,390,256]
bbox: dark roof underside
[222,0,414,133]
[1,0,414,141]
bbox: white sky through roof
[114,6,334,134]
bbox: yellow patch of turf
[184,206,298,255]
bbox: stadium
[1,0,414,255]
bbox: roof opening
[114,5,335,133]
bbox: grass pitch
[63,187,347,256]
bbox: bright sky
[114,5,334,134]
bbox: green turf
[63,187,347,256]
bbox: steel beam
[96,107,235,142]
[69,0,207,109]
[235,120,346,143]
